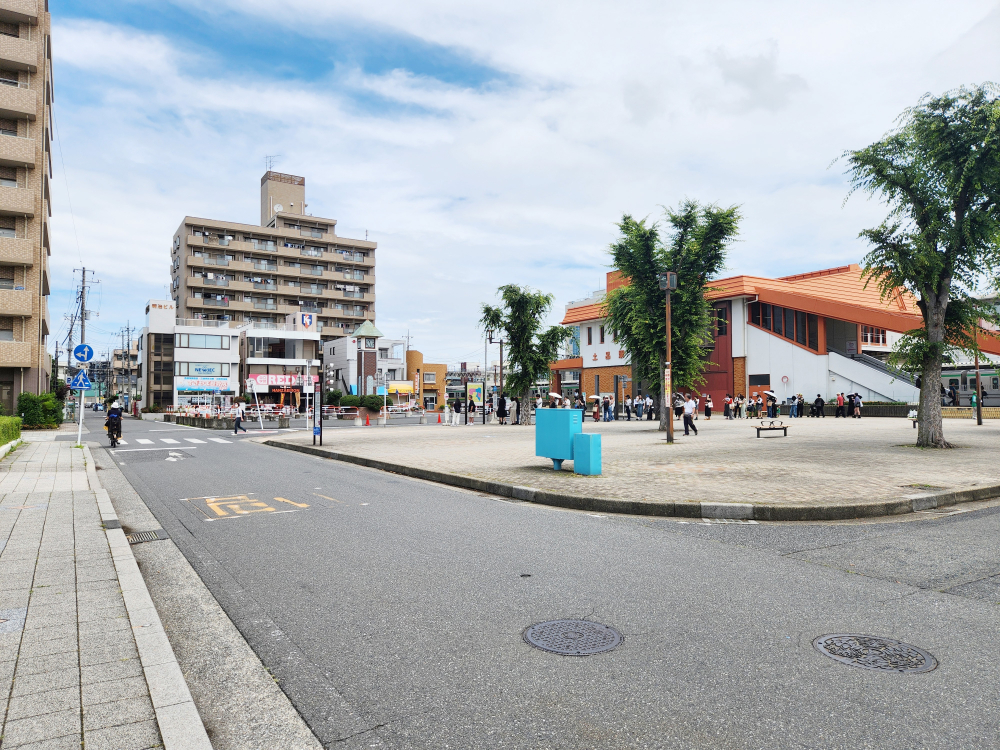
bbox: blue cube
[573,433,601,475]
[535,408,583,470]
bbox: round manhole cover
[813,634,938,673]
[523,619,622,656]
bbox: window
[772,306,782,335]
[247,337,285,358]
[993,377,999,390]
[748,374,770,386]
[807,314,819,351]
[795,311,807,345]
[861,326,887,345]
[0,22,19,39]
[0,70,18,88]
[599,326,605,344]
[0,217,14,238]
[423,372,436,383]
[761,304,772,330]
[0,328,13,341]
[749,301,760,326]
[587,327,592,345]
[0,118,16,137]
[378,348,389,359]
[716,306,728,336]
[784,308,794,341]
[0,166,16,188]
[174,334,229,349]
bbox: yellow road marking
[312,493,344,505]
[274,497,310,508]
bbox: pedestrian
[704,395,713,420]
[646,394,654,420]
[452,397,462,426]
[592,398,601,422]
[497,393,507,425]
[970,390,978,415]
[468,397,476,424]
[536,395,543,411]
[981,384,988,406]
[847,393,856,417]
[789,396,797,418]
[683,394,698,435]
[234,399,247,434]
[835,392,845,418]
[813,393,826,418]
[625,395,632,421]
[854,394,863,418]
[513,396,520,425]
[723,394,732,420]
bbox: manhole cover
[126,529,166,545]
[813,634,938,673]
[523,619,622,656]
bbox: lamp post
[975,326,983,426]
[658,271,678,444]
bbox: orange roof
[562,303,605,325]
[550,357,583,371]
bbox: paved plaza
[272,414,1000,513]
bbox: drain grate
[523,619,622,656]
[813,634,938,673]
[126,529,167,545]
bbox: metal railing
[300,230,324,238]
[253,282,277,290]
[197,277,229,287]
[252,262,277,272]
[304,286,325,295]
[828,346,917,385]
[300,248,323,258]
[253,301,277,310]
[251,240,277,252]
[304,267,323,276]
[301,306,321,313]
[176,318,240,328]
[200,298,229,307]
[340,290,364,299]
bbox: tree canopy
[604,201,740,429]
[480,285,571,419]
[845,84,1000,447]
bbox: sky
[45,0,1000,366]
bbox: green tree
[604,202,740,430]
[844,84,1000,448]
[480,285,572,425]
[325,389,343,406]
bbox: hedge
[17,392,63,428]
[340,395,360,407]
[0,416,21,444]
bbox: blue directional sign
[73,344,94,363]
[313,426,321,436]
[68,370,92,390]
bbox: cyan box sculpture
[535,408,582,470]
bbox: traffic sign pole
[76,367,85,447]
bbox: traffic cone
[365,413,370,426]
[437,413,442,424]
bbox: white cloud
[46,2,1000,363]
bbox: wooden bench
[755,420,788,438]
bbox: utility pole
[975,327,983,426]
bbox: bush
[0,415,20,444]
[325,389,343,406]
[40,393,63,425]
[340,395,361,408]
[17,392,63,427]
[360,395,393,411]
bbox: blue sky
[45,0,1000,366]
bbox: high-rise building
[171,172,376,342]
[0,0,52,414]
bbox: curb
[83,445,213,749]
[263,439,1000,522]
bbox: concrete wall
[828,351,920,403]
[745,326,830,400]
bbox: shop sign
[177,377,230,392]
[247,374,319,387]
[190,362,224,376]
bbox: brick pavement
[274,415,1000,509]
[0,440,208,750]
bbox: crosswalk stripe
[136,439,154,445]
[117,439,127,445]
[184,438,207,444]
[160,438,180,444]
[208,438,232,444]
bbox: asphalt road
[92,412,1000,749]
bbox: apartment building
[0,0,53,414]
[171,172,376,342]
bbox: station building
[550,264,1000,408]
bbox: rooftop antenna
[265,155,281,172]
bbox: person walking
[813,394,826,418]
[625,395,632,421]
[704,395,713,420]
[451,396,462,426]
[497,393,507,425]
[683,394,698,435]
[853,394,863,418]
[835,392,845,418]
[646,394,654,420]
[468,397,476,425]
[634,394,643,420]
[789,397,797,418]
[723,394,732,420]
[234,399,247,434]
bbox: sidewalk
[0,440,210,749]
[264,416,1000,521]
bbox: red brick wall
[733,356,747,398]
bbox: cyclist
[106,400,123,448]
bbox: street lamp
[657,271,678,444]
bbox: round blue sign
[73,344,94,363]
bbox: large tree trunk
[917,300,951,448]
[658,352,668,432]
[521,387,531,427]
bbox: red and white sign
[248,374,319,387]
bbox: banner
[466,382,484,408]
[247,374,319,387]
[176,377,230,392]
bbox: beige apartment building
[0,0,52,414]
[171,172,376,341]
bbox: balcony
[303,266,323,276]
[0,340,31,367]
[0,288,32,315]
[303,285,326,296]
[253,301,277,311]
[0,236,32,265]
[300,305,321,314]
[300,247,322,258]
[0,134,33,169]
[192,296,229,308]
[0,34,37,72]
[251,240,277,252]
[0,83,35,120]
[0,184,33,216]
[253,262,277,272]
[300,229,325,238]
[253,282,277,291]
[339,290,364,299]
[196,277,229,287]
[0,1,39,25]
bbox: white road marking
[116,439,127,445]
[160,439,180,444]
[184,438,207,444]
[208,438,232,444]
[135,438,154,445]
